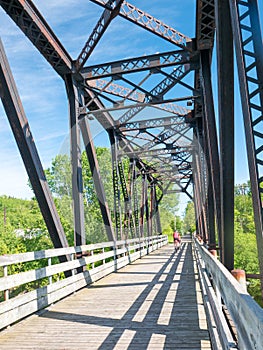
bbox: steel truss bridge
[0,1,263,348]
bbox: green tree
[45,149,113,244]
[183,201,196,233]
[234,182,254,234]
[159,191,179,238]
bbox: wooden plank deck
[0,237,211,349]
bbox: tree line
[183,181,261,306]
[0,147,261,304]
[0,147,179,254]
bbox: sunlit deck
[0,237,211,349]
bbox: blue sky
[0,1,262,215]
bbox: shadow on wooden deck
[34,242,211,349]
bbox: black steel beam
[121,146,192,158]
[200,50,222,255]
[79,118,115,241]
[0,0,72,76]
[109,129,122,240]
[75,0,124,71]
[83,90,161,190]
[118,115,188,131]
[0,38,69,251]
[118,159,134,239]
[87,63,191,104]
[130,161,139,238]
[215,0,234,269]
[116,65,192,124]
[203,123,216,247]
[192,154,202,238]
[145,180,150,237]
[82,50,191,79]
[196,0,215,50]
[139,174,146,238]
[65,74,86,246]
[193,117,209,241]
[89,0,193,51]
[229,0,263,292]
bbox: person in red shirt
[173,231,181,251]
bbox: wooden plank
[0,236,167,267]
[0,236,168,329]
[195,247,237,349]
[0,239,211,350]
[0,259,83,291]
[195,238,263,349]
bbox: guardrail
[0,235,168,330]
[194,237,263,350]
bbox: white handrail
[0,235,168,330]
[194,237,263,350]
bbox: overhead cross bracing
[0,0,263,296]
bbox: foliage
[45,148,179,243]
[0,196,51,255]
[0,146,180,300]
[234,231,262,306]
[183,201,196,233]
[181,181,261,305]
[234,232,258,272]
[234,183,255,234]
[159,191,179,240]
[175,216,183,232]
[45,150,113,244]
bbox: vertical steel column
[195,120,209,241]
[109,129,122,240]
[79,118,115,241]
[200,50,222,254]
[149,184,154,236]
[128,160,136,238]
[207,168,216,247]
[215,0,234,269]
[145,178,150,237]
[155,198,162,235]
[65,74,86,246]
[0,39,69,251]
[154,184,162,235]
[203,110,216,247]
[192,173,201,237]
[229,0,263,292]
[140,174,146,238]
[118,159,135,239]
[192,145,202,237]
[192,131,201,237]
[132,160,140,238]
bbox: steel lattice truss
[0,0,263,292]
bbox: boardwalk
[0,238,211,349]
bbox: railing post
[48,257,52,285]
[231,269,247,292]
[147,237,149,254]
[4,265,9,301]
[102,247,105,265]
[113,240,117,271]
[91,250,95,269]
[126,241,130,257]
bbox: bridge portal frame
[0,0,262,297]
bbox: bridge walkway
[0,237,211,349]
